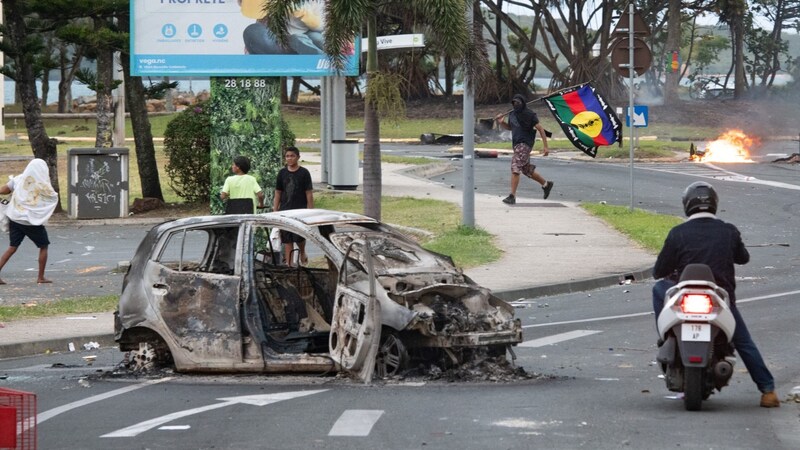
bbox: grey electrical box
[329,140,359,190]
[67,148,129,219]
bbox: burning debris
[689,129,756,163]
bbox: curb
[0,334,117,360]
[492,267,653,302]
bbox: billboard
[131,0,359,76]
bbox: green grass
[477,138,680,159]
[315,191,499,268]
[580,203,683,252]
[424,226,501,268]
[0,295,118,322]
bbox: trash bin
[67,147,129,219]
[329,139,359,190]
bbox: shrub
[163,103,211,203]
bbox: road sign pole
[628,2,635,211]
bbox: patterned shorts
[511,143,536,177]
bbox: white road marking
[38,378,174,424]
[521,289,800,329]
[102,390,327,438]
[158,425,191,431]
[518,330,602,348]
[523,313,651,328]
[631,162,800,190]
[737,289,800,304]
[328,410,384,437]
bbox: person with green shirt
[220,156,265,214]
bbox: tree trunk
[119,15,164,201]
[57,40,83,113]
[290,76,301,103]
[363,16,381,220]
[5,0,62,212]
[94,17,114,147]
[495,0,503,82]
[663,0,682,105]
[444,55,454,97]
[41,70,50,109]
[164,76,175,112]
[732,8,746,98]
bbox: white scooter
[656,264,737,411]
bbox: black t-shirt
[509,107,539,147]
[275,166,312,210]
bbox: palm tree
[264,0,477,220]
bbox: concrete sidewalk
[0,156,655,359]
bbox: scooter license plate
[682,323,711,342]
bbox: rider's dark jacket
[653,212,749,303]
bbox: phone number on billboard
[223,78,269,89]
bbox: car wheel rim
[376,332,408,378]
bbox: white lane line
[102,390,327,438]
[523,312,651,329]
[518,330,602,348]
[158,425,191,431]
[521,289,800,329]
[737,289,800,304]
[328,410,384,437]
[38,378,174,424]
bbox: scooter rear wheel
[684,367,704,411]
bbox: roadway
[1,143,798,448]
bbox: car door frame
[328,238,381,382]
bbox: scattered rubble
[773,153,800,164]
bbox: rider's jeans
[652,279,775,393]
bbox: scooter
[656,264,737,411]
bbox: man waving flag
[543,83,622,158]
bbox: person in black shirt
[273,147,314,266]
[495,93,553,204]
[653,181,779,408]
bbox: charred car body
[115,209,522,381]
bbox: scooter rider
[652,181,780,408]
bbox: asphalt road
[1,151,798,449]
[2,281,798,449]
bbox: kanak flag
[543,83,623,158]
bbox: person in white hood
[0,159,58,285]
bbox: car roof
[153,208,378,231]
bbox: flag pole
[496,82,589,118]
[627,2,636,211]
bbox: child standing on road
[0,159,59,285]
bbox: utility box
[329,139,359,190]
[67,148,129,219]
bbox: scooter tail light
[680,294,713,314]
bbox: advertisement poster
[131,0,359,76]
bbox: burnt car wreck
[115,209,522,382]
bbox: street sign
[626,105,648,127]
[610,37,652,77]
[611,11,651,38]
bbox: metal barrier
[0,388,37,450]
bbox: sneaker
[502,194,516,205]
[542,181,554,199]
[760,391,780,408]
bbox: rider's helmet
[682,181,718,216]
